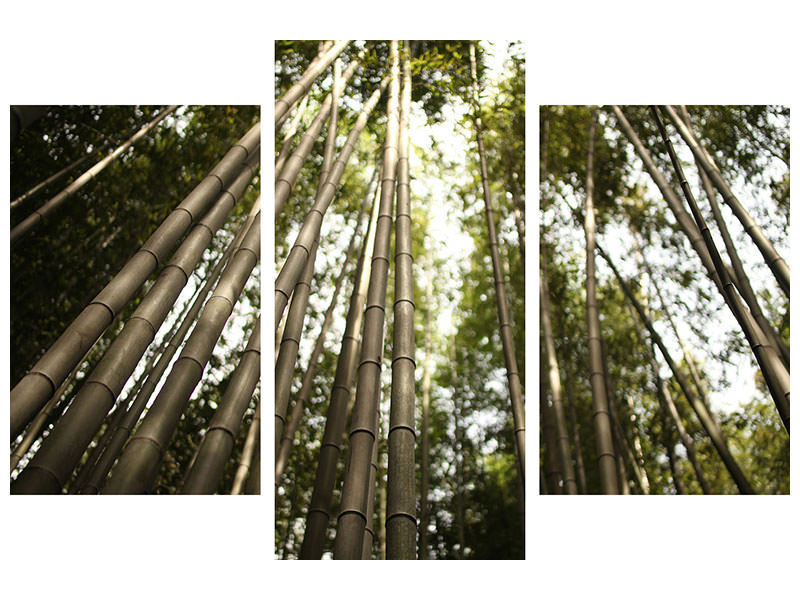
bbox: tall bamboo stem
[651,106,789,433]
[275,40,350,127]
[300,165,382,560]
[333,40,400,560]
[469,41,525,486]
[387,41,417,560]
[583,110,618,494]
[78,198,261,494]
[101,211,261,494]
[12,160,259,494]
[181,315,261,494]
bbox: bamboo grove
[10,106,262,494]
[275,41,525,558]
[540,105,789,495]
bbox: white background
[2,1,796,598]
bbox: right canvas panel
[539,105,789,495]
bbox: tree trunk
[540,243,578,493]
[181,315,261,494]
[598,241,755,493]
[275,213,363,482]
[611,106,733,297]
[651,107,789,433]
[70,280,204,492]
[540,351,562,494]
[11,344,95,473]
[361,404,381,560]
[232,401,261,495]
[274,241,319,452]
[274,54,361,216]
[633,235,713,411]
[275,76,388,327]
[11,146,101,210]
[274,93,310,178]
[676,106,789,368]
[647,338,711,494]
[275,40,350,127]
[447,334,466,556]
[557,342,588,494]
[583,110,619,494]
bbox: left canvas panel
[10,105,261,495]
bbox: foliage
[541,105,789,495]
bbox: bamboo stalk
[469,41,526,486]
[10,345,95,473]
[233,401,261,495]
[274,241,318,452]
[181,316,261,494]
[676,106,789,368]
[275,40,350,127]
[651,106,789,434]
[275,77,388,328]
[275,55,361,216]
[300,166,382,560]
[663,105,789,297]
[540,242,578,494]
[387,41,417,560]
[11,106,178,245]
[101,211,261,494]
[583,110,618,494]
[540,353,562,494]
[598,241,756,493]
[11,157,259,494]
[78,198,261,494]
[11,121,260,441]
[275,212,364,482]
[333,40,400,560]
[274,94,310,178]
[11,146,103,210]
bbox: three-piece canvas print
[8,41,790,560]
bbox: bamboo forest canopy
[274,40,525,558]
[540,105,789,495]
[10,105,261,494]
